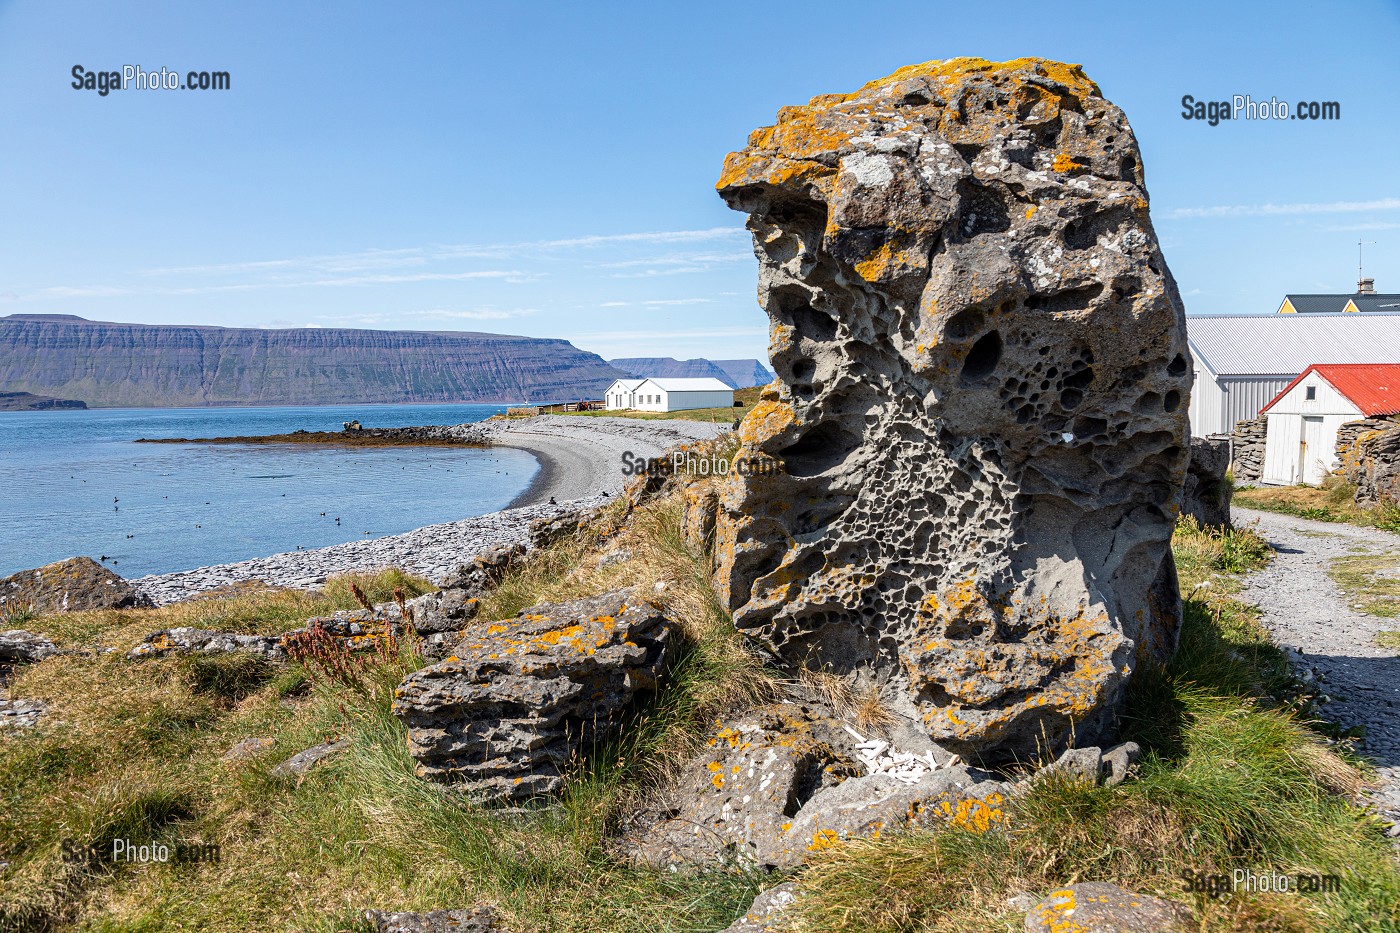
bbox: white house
[631,377,734,412]
[1186,313,1400,437]
[1258,363,1400,485]
[604,379,648,411]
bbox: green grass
[3,506,1398,932]
[1328,555,1400,619]
[1235,477,1400,534]
[0,506,771,932]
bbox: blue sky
[1,0,1398,362]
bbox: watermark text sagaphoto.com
[1182,868,1343,898]
[60,837,221,866]
[72,65,231,96]
[1180,94,1340,126]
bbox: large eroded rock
[1,557,151,614]
[714,58,1190,763]
[392,589,674,801]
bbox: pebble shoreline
[132,415,729,605]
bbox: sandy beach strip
[133,415,728,605]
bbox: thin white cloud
[1321,221,1400,232]
[574,326,768,342]
[642,298,714,306]
[1167,198,1400,219]
[141,248,428,278]
[433,227,747,260]
[301,271,523,287]
[413,307,539,320]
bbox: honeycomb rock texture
[392,589,673,802]
[714,58,1191,763]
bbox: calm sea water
[0,404,538,578]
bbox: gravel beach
[133,415,728,605]
[1234,505,1400,834]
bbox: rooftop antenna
[1358,239,1377,294]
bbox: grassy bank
[1235,478,1400,534]
[3,497,1398,931]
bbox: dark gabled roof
[1281,293,1400,313]
[1351,294,1400,313]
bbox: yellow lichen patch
[851,233,927,284]
[738,399,797,449]
[716,150,835,193]
[807,828,842,852]
[1030,888,1089,933]
[1025,206,1037,219]
[1052,153,1084,173]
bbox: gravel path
[132,416,728,605]
[1234,505,1400,833]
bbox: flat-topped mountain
[609,356,774,388]
[0,315,626,408]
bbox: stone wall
[712,58,1191,764]
[1231,417,1266,483]
[1340,420,1400,506]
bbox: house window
[1305,386,1316,401]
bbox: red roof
[1260,363,1400,417]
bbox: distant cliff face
[609,356,774,389]
[0,315,626,407]
[712,359,775,389]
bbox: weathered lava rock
[1343,423,1400,507]
[1182,437,1232,529]
[127,627,287,661]
[621,704,1012,869]
[0,557,151,614]
[714,58,1191,763]
[392,589,674,802]
[0,630,63,666]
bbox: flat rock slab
[363,907,504,933]
[270,738,350,777]
[722,883,799,933]
[0,698,49,730]
[393,589,674,802]
[1024,883,1193,932]
[1,556,150,613]
[222,737,276,762]
[0,630,63,664]
[622,705,1011,869]
[127,627,287,661]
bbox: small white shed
[632,377,734,412]
[1259,363,1400,485]
[604,379,647,410]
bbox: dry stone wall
[1231,417,1266,483]
[713,58,1191,763]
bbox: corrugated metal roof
[1187,313,1400,377]
[641,378,734,392]
[1281,294,1400,313]
[1261,364,1400,417]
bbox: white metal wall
[635,389,733,412]
[1222,376,1293,433]
[1187,369,1225,436]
